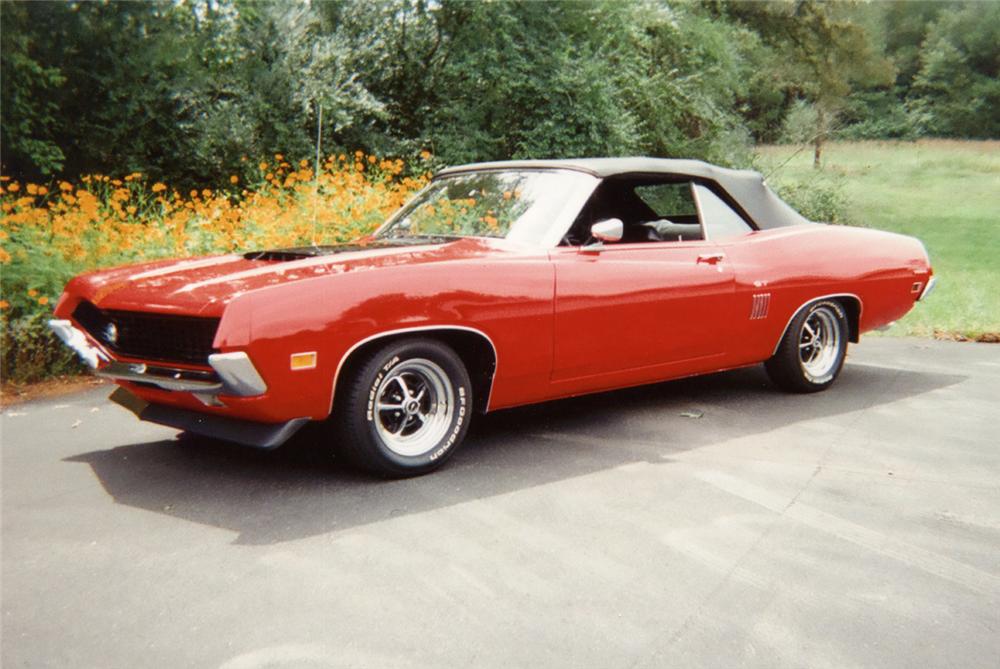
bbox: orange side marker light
[290,352,317,370]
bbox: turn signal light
[290,351,317,370]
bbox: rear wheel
[765,300,848,393]
[334,338,472,477]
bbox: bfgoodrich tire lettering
[335,338,472,477]
[765,300,848,393]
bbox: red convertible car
[50,158,935,476]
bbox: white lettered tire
[765,300,849,393]
[335,338,472,477]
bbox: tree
[0,2,66,176]
[721,0,894,167]
[908,2,1000,138]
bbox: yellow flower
[420,150,432,161]
[126,205,137,215]
[190,190,198,198]
[60,181,72,192]
[275,154,284,161]
[37,186,48,195]
[152,183,167,193]
[355,150,364,159]
[368,155,376,164]
[202,189,212,198]
[0,299,9,309]
[299,159,309,168]
[230,175,239,184]
[27,288,38,297]
[27,183,38,195]
[8,183,19,192]
[38,296,49,306]
[259,162,268,171]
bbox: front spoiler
[109,387,310,449]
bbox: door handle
[697,253,725,265]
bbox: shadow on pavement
[66,363,963,545]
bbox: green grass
[756,140,1000,339]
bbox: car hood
[66,238,511,316]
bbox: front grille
[72,300,220,366]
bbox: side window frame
[691,182,756,241]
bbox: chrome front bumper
[48,319,266,397]
[96,361,223,392]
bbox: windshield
[375,170,597,246]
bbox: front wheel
[334,338,473,477]
[765,300,848,393]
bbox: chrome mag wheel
[765,299,849,394]
[798,306,842,383]
[373,358,455,457]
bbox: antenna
[312,101,323,247]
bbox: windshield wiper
[376,234,460,244]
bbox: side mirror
[582,218,623,252]
[591,218,623,242]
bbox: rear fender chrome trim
[771,293,863,356]
[917,275,937,302]
[331,325,499,414]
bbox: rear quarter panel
[720,224,932,366]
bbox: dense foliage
[3,0,996,187]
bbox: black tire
[334,338,473,477]
[765,300,848,393]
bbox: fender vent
[750,293,771,320]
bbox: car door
[548,179,737,385]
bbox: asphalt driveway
[2,337,998,668]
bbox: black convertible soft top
[436,157,810,230]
